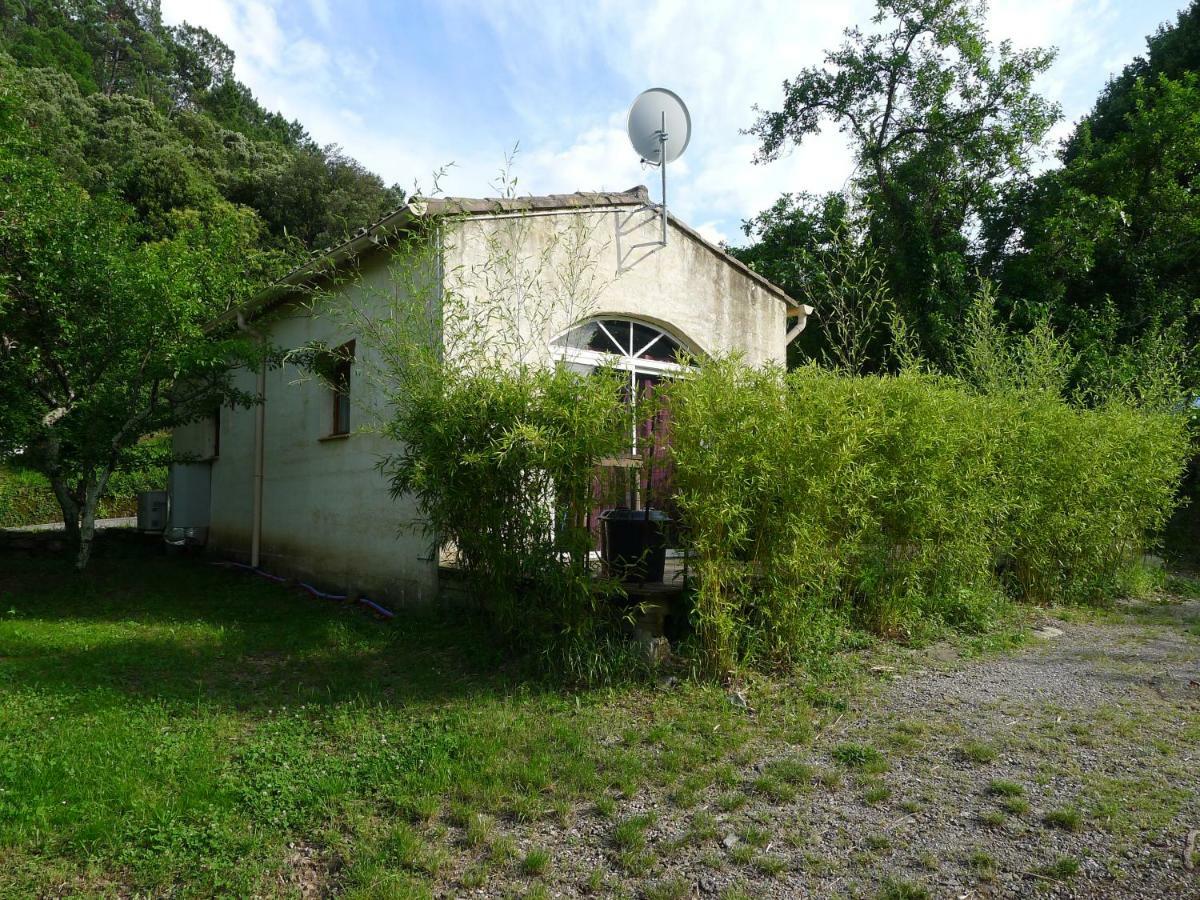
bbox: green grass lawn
[0,549,822,897]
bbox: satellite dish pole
[657,110,667,245]
[626,88,691,249]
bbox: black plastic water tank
[599,508,671,583]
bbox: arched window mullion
[596,320,625,355]
[634,333,665,359]
[553,317,691,367]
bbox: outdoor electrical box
[164,463,211,547]
[136,490,168,532]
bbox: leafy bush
[0,466,63,527]
[382,363,630,660]
[1,434,169,529]
[0,461,165,528]
[331,195,648,679]
[996,396,1187,603]
[667,360,1190,675]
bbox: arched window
[553,317,692,462]
[552,317,691,374]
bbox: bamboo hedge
[667,362,1191,675]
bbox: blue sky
[161,0,1187,246]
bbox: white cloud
[521,118,647,195]
[159,0,1173,244]
[448,0,870,239]
[694,220,728,246]
[307,0,333,31]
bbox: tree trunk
[38,425,82,548]
[47,474,81,548]
[76,495,97,571]
[74,470,111,572]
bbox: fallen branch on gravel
[1022,871,1064,884]
[1186,829,1198,871]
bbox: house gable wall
[440,208,787,367]
[173,202,790,603]
[173,252,437,604]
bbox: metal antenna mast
[658,110,667,245]
[626,88,691,250]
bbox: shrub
[997,397,1189,603]
[667,359,1190,675]
[382,362,630,660]
[328,195,645,679]
[1,458,166,528]
[0,466,62,527]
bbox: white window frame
[551,316,691,377]
[552,317,692,453]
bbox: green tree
[165,21,234,110]
[0,104,272,568]
[731,192,848,366]
[986,75,1200,347]
[749,0,1058,363]
[733,193,903,372]
[1061,1,1200,162]
[0,3,405,252]
[982,5,1200,397]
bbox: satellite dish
[627,88,691,164]
[625,88,691,251]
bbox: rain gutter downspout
[236,311,266,569]
[786,304,815,345]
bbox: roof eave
[219,185,806,328]
[210,203,423,331]
[664,212,803,313]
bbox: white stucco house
[170,186,809,604]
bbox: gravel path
[3,515,136,532]
[494,594,1200,899]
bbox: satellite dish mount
[626,88,691,249]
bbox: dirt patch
[481,598,1200,898]
[274,841,340,899]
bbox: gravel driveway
[494,592,1200,899]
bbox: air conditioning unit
[165,462,212,547]
[137,490,168,532]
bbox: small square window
[330,341,355,436]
